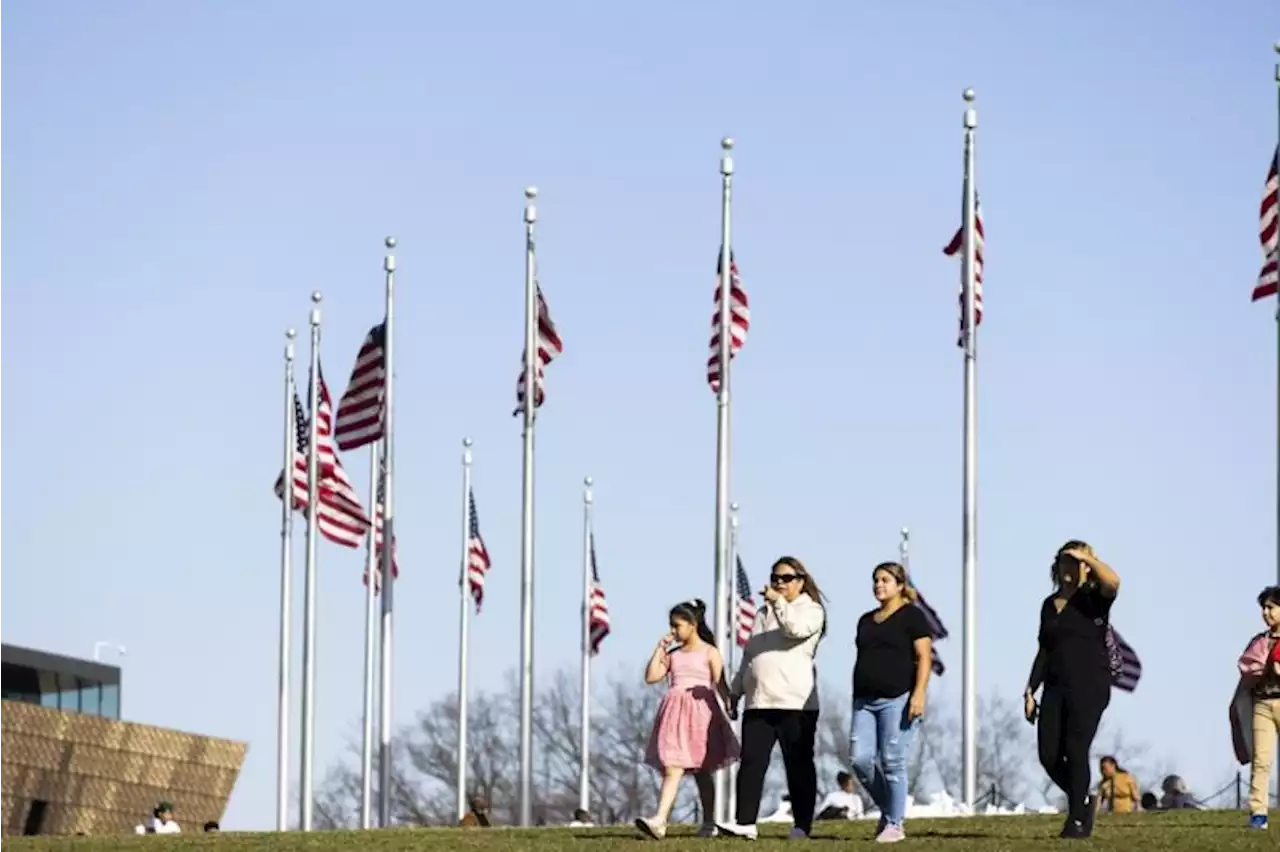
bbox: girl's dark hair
[770,556,828,638]
[1099,754,1125,772]
[669,599,715,645]
[1258,586,1280,608]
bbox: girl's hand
[762,585,780,604]
[1024,692,1038,725]
[907,691,926,720]
[657,632,674,650]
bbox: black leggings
[735,709,819,832]
[1037,684,1109,823]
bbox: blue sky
[3,0,1276,830]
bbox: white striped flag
[274,388,370,549]
[362,458,399,592]
[734,557,757,648]
[334,321,386,451]
[707,251,749,392]
[465,488,491,611]
[943,195,985,345]
[513,285,564,416]
[1253,147,1278,302]
[1108,627,1142,693]
[588,534,610,655]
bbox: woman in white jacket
[720,556,828,841]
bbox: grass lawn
[6,811,1273,851]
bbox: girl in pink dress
[635,599,741,840]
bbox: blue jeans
[849,692,918,826]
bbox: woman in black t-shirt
[1023,540,1121,840]
[849,562,933,843]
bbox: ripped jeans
[849,692,919,826]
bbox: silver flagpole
[378,237,398,828]
[1272,41,1280,812]
[299,291,323,831]
[958,88,980,810]
[518,187,539,826]
[900,527,910,574]
[457,437,474,823]
[726,501,740,822]
[579,476,594,816]
[712,136,735,824]
[276,328,297,832]
[359,446,380,829]
[1272,42,1279,591]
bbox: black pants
[734,709,819,832]
[1037,684,1109,824]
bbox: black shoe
[1060,818,1089,839]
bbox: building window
[80,679,102,716]
[37,671,59,709]
[101,683,120,719]
[57,673,82,713]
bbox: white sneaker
[716,822,758,840]
[787,827,810,840]
[695,823,719,837]
[634,817,666,840]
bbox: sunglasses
[770,573,802,585]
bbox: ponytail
[669,598,716,645]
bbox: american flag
[911,586,950,677]
[273,383,370,549]
[1253,147,1278,302]
[513,284,564,416]
[942,195,985,345]
[588,534,610,655]
[734,557,757,648]
[362,458,399,593]
[465,488,491,611]
[707,251,749,392]
[334,321,386,451]
[1109,627,1142,693]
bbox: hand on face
[767,565,803,602]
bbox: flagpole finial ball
[584,476,593,488]
[310,291,322,304]
[730,502,740,512]
[901,527,909,537]
[962,88,976,103]
[525,186,538,200]
[721,137,734,151]
[286,328,296,340]
[384,236,396,249]
[1274,40,1280,53]
[463,437,473,448]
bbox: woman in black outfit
[1023,540,1120,840]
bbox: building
[1,643,246,836]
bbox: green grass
[8,811,1275,851]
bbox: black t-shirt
[853,604,931,700]
[1039,586,1114,694]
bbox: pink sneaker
[875,824,905,844]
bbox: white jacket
[731,592,826,711]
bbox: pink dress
[645,645,741,771]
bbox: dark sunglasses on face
[770,573,801,585]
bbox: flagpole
[378,237,398,828]
[726,501,740,822]
[712,136,735,824]
[1272,40,1280,811]
[578,476,594,816]
[358,445,380,829]
[299,291,323,832]
[457,437,474,823]
[276,328,297,832]
[900,527,910,574]
[958,88,980,811]
[1272,41,1279,591]
[518,186,539,827]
